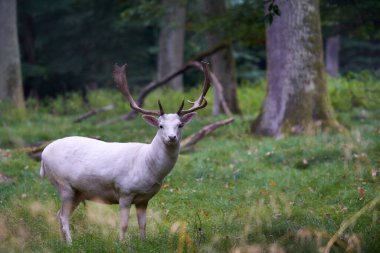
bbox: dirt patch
[0,148,12,160]
[0,173,13,184]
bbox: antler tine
[113,64,161,116]
[158,100,165,115]
[178,61,211,116]
[176,99,185,115]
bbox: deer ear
[142,115,159,127]
[181,112,197,125]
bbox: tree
[0,0,25,108]
[325,35,340,76]
[202,0,241,115]
[157,0,186,91]
[251,0,340,137]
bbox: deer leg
[119,195,133,241]
[136,202,148,240]
[58,189,80,245]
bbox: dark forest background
[16,0,380,99]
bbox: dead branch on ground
[180,117,235,152]
[73,104,114,123]
[323,194,380,253]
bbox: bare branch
[73,104,114,123]
[180,118,235,152]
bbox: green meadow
[0,75,379,253]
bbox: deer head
[113,62,211,146]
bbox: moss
[4,63,25,109]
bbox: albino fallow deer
[40,62,211,244]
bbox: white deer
[40,62,211,244]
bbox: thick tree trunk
[0,0,25,108]
[325,35,340,77]
[202,0,241,115]
[251,0,340,137]
[157,0,186,91]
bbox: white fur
[41,113,196,243]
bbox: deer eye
[159,125,163,129]
[178,123,184,128]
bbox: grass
[0,77,380,252]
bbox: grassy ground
[0,80,379,252]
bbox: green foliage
[237,80,266,116]
[264,0,281,25]
[328,71,380,112]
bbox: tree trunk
[157,0,186,91]
[325,35,340,77]
[251,0,340,137]
[0,0,25,108]
[202,0,241,115]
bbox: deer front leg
[119,196,133,241]
[136,202,148,240]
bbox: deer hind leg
[136,202,148,240]
[58,187,81,245]
[119,195,134,241]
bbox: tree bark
[325,35,340,77]
[157,0,186,91]
[251,0,340,137]
[0,0,25,108]
[202,0,241,115]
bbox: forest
[0,0,380,252]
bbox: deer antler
[114,64,164,116]
[177,61,211,116]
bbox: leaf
[357,187,366,199]
[268,3,274,11]
[268,14,274,25]
[201,210,209,217]
[269,179,277,187]
[273,5,281,16]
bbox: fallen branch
[73,104,114,123]
[323,194,380,253]
[20,141,52,161]
[22,136,101,161]
[180,118,235,152]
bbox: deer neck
[145,133,180,182]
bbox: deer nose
[168,135,177,142]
